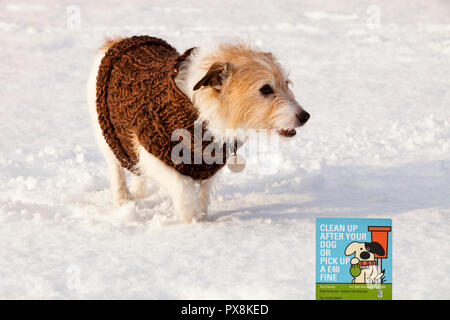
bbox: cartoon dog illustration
[345,242,385,284]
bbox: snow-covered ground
[1,0,449,299]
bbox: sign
[316,218,392,300]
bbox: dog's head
[345,242,385,261]
[188,43,310,137]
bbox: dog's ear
[345,242,360,256]
[193,62,232,91]
[365,242,385,256]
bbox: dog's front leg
[131,174,146,199]
[170,175,205,223]
[199,177,215,218]
[138,147,206,222]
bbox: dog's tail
[99,36,124,53]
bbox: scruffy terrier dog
[87,36,310,222]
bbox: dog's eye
[260,84,274,95]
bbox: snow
[0,0,449,299]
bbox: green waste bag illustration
[350,264,361,277]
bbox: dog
[345,242,385,284]
[87,36,310,222]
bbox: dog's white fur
[87,40,307,222]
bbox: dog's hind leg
[92,121,132,207]
[87,49,131,207]
[90,107,132,207]
[89,110,132,206]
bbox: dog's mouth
[278,128,296,137]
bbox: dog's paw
[114,191,133,208]
[192,212,207,223]
[177,210,207,223]
[114,198,130,208]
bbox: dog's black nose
[297,111,310,125]
[360,251,370,260]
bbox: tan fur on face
[195,42,301,130]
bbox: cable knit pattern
[96,36,228,180]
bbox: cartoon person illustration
[345,242,385,284]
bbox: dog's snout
[360,251,370,260]
[297,111,310,125]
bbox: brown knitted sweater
[96,36,229,180]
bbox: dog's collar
[359,260,377,266]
